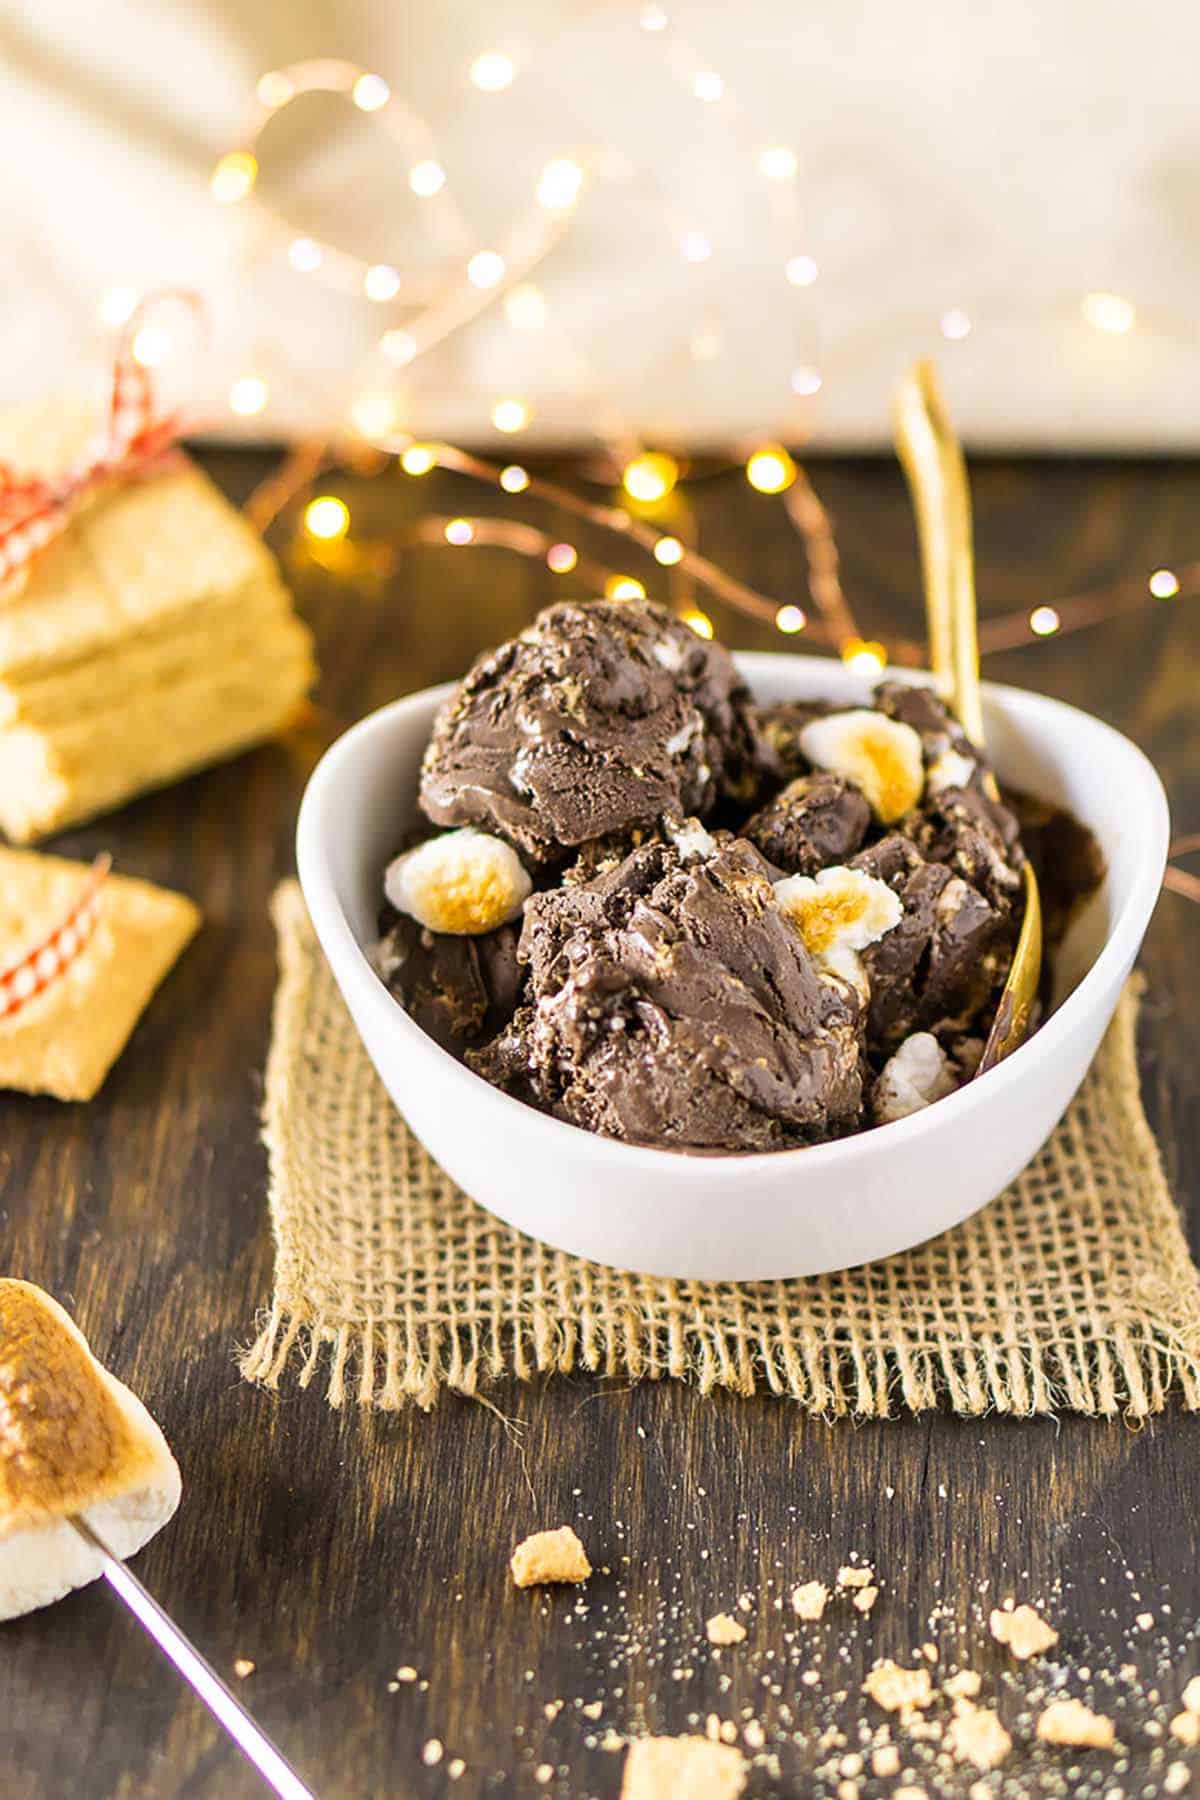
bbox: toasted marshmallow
[926,747,978,796]
[773,865,903,958]
[799,710,925,824]
[385,829,531,936]
[0,1279,181,1620]
[872,1032,959,1124]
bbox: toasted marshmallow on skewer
[799,710,925,824]
[384,829,532,936]
[0,1278,181,1620]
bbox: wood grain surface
[3,452,1199,1799]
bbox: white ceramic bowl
[297,654,1169,1281]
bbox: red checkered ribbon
[0,855,112,1021]
[0,298,191,594]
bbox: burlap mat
[241,881,1200,1417]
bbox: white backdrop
[1,0,1197,450]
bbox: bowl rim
[297,653,1170,1176]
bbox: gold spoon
[892,358,1042,1076]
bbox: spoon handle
[892,359,985,748]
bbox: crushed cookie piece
[946,1702,1012,1771]
[510,1526,592,1588]
[232,1658,255,1679]
[1183,1675,1200,1714]
[1170,1712,1200,1746]
[852,1585,878,1615]
[1036,1698,1116,1750]
[862,1660,934,1714]
[620,1734,746,1799]
[422,1739,444,1766]
[871,1745,900,1777]
[706,1612,747,1647]
[944,1669,982,1700]
[989,1602,1059,1660]
[837,1565,874,1590]
[791,1581,829,1620]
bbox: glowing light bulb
[210,151,257,205]
[98,286,139,328]
[400,445,438,476]
[229,375,268,417]
[1082,291,1136,334]
[491,399,530,433]
[654,536,684,566]
[682,607,714,639]
[468,250,506,289]
[500,464,530,493]
[504,284,546,331]
[256,71,294,110]
[639,3,669,28]
[775,604,807,634]
[353,73,390,112]
[746,446,797,494]
[305,496,349,540]
[444,518,475,545]
[1029,606,1061,636]
[547,543,578,573]
[622,453,679,504]
[785,254,818,288]
[940,308,972,341]
[381,329,417,366]
[692,71,724,102]
[288,237,322,273]
[409,159,446,197]
[1149,568,1180,598]
[758,146,798,180]
[680,231,712,264]
[364,264,402,302]
[350,392,400,438]
[606,576,646,601]
[842,637,888,672]
[537,158,584,211]
[790,364,822,397]
[470,51,515,90]
[130,324,173,368]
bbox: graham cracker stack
[0,400,315,842]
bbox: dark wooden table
[4,453,1199,1800]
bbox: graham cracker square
[0,848,200,1100]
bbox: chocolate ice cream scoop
[419,600,757,865]
[376,911,523,1053]
[743,773,872,876]
[471,835,864,1152]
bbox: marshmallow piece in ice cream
[385,830,532,936]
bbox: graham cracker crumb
[791,1580,829,1620]
[1035,1698,1115,1750]
[837,1565,874,1590]
[1170,1711,1200,1746]
[945,1702,1012,1770]
[232,1658,255,1679]
[852,1585,878,1615]
[989,1602,1059,1659]
[862,1661,934,1714]
[620,1734,747,1799]
[510,1526,592,1588]
[421,1738,444,1766]
[871,1745,900,1777]
[706,1612,747,1647]
[943,1669,982,1700]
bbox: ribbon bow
[0,301,188,595]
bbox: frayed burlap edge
[241,882,1200,1417]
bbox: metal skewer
[70,1518,315,1800]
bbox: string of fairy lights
[99,14,1194,668]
